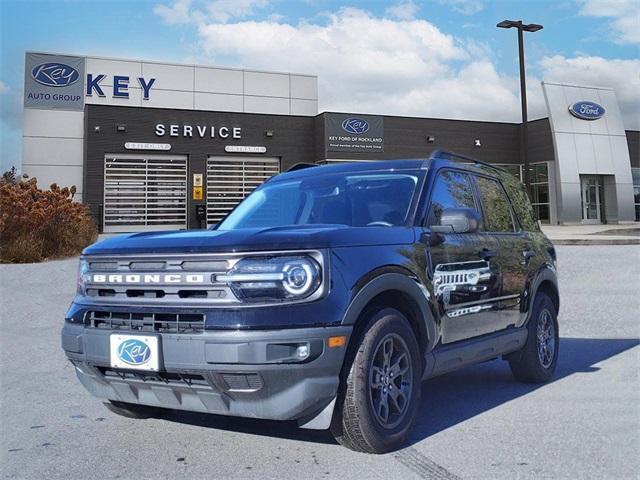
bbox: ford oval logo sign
[342,118,370,135]
[117,339,151,366]
[31,62,80,87]
[568,101,605,121]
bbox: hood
[83,224,416,256]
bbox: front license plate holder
[110,334,161,371]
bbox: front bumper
[62,323,352,425]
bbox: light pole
[497,20,543,196]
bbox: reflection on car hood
[83,224,416,255]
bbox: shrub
[0,170,98,263]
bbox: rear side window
[427,170,475,226]
[498,171,540,231]
[475,176,516,233]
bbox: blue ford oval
[31,63,80,87]
[117,339,151,365]
[341,118,369,134]
[569,101,605,120]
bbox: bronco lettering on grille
[91,274,206,284]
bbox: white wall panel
[195,67,243,94]
[143,89,194,109]
[290,75,317,100]
[290,98,318,116]
[85,86,143,107]
[142,63,194,91]
[21,164,83,194]
[23,109,84,138]
[194,92,244,112]
[86,58,142,86]
[23,137,84,166]
[592,135,614,175]
[596,88,626,135]
[244,95,289,115]
[575,133,597,174]
[244,71,289,97]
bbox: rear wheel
[330,309,422,453]
[103,400,167,419]
[509,292,559,383]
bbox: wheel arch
[526,265,560,322]
[341,271,437,358]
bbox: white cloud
[578,0,640,44]
[385,1,419,20]
[194,8,525,121]
[153,0,268,24]
[154,3,639,129]
[437,0,484,15]
[0,81,8,94]
[539,55,640,129]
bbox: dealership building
[22,51,639,232]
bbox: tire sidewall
[527,294,560,379]
[349,309,422,451]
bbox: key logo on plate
[117,339,152,366]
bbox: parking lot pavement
[1,245,639,480]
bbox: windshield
[217,170,422,230]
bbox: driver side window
[427,170,476,226]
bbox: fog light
[296,344,309,360]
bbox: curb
[550,239,640,245]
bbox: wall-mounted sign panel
[225,145,267,153]
[24,53,85,111]
[326,113,384,153]
[124,142,171,151]
[568,101,606,120]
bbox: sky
[1,0,639,172]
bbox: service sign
[326,114,384,153]
[24,53,85,111]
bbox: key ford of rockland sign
[326,113,384,152]
[24,52,156,111]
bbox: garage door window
[103,154,187,233]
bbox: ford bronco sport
[62,150,559,453]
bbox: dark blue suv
[62,151,559,453]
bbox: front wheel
[509,292,559,383]
[330,308,422,453]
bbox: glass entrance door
[581,175,601,223]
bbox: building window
[632,167,640,221]
[495,162,550,224]
[528,162,550,224]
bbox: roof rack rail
[428,149,505,172]
[287,162,318,172]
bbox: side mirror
[430,208,480,234]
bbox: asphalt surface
[1,245,639,479]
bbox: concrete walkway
[542,223,640,245]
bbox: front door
[581,175,601,224]
[423,169,504,344]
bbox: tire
[509,292,559,383]
[103,400,167,419]
[330,308,422,454]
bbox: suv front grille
[87,311,205,334]
[97,367,209,387]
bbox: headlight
[77,258,89,295]
[217,255,323,303]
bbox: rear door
[423,169,504,344]
[472,174,531,329]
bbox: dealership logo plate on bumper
[110,335,160,371]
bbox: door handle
[521,250,535,265]
[478,248,497,260]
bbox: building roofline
[24,50,318,79]
[318,111,549,126]
[541,80,614,91]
